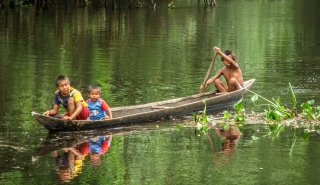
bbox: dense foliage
[0,0,216,9]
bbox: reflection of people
[86,85,113,120]
[89,135,112,166]
[35,132,114,183]
[53,147,84,182]
[43,75,90,120]
[215,126,240,153]
[207,126,241,166]
[202,47,244,93]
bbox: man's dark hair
[55,75,69,87]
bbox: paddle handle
[199,52,218,93]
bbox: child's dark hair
[55,75,70,87]
[88,85,101,94]
[222,50,236,61]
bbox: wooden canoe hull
[32,79,255,132]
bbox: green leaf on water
[202,115,208,124]
[251,135,259,141]
[275,97,281,105]
[233,98,244,112]
[301,130,310,140]
[301,102,311,110]
[251,94,259,103]
[223,123,230,131]
[196,122,202,130]
[223,111,231,119]
[269,124,279,132]
[175,124,184,129]
[275,110,282,116]
[307,99,315,105]
[266,110,280,121]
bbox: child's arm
[101,100,112,119]
[62,101,83,120]
[205,69,223,86]
[67,147,83,157]
[106,109,113,119]
[43,104,59,116]
[214,47,239,68]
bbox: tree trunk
[210,0,217,7]
[135,0,142,8]
[150,0,156,9]
[112,0,117,9]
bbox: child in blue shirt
[86,85,112,120]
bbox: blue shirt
[86,98,110,120]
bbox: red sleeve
[76,142,90,155]
[100,140,109,154]
[101,100,110,111]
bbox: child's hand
[200,84,206,90]
[104,116,110,120]
[62,115,72,120]
[43,110,50,116]
[214,47,221,54]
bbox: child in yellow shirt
[43,75,89,120]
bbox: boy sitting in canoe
[202,47,244,93]
[86,85,112,120]
[43,75,90,120]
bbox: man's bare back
[203,47,243,93]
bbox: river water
[0,0,320,184]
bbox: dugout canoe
[32,79,255,132]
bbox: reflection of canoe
[32,79,255,132]
[33,127,142,158]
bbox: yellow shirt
[70,88,87,107]
[54,87,87,109]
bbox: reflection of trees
[0,0,165,9]
[0,1,220,128]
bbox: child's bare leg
[214,79,228,93]
[68,97,76,115]
[227,78,241,92]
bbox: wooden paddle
[199,52,218,93]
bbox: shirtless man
[203,47,243,93]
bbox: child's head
[55,75,71,95]
[88,85,101,102]
[58,166,73,182]
[90,152,102,166]
[222,50,236,63]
